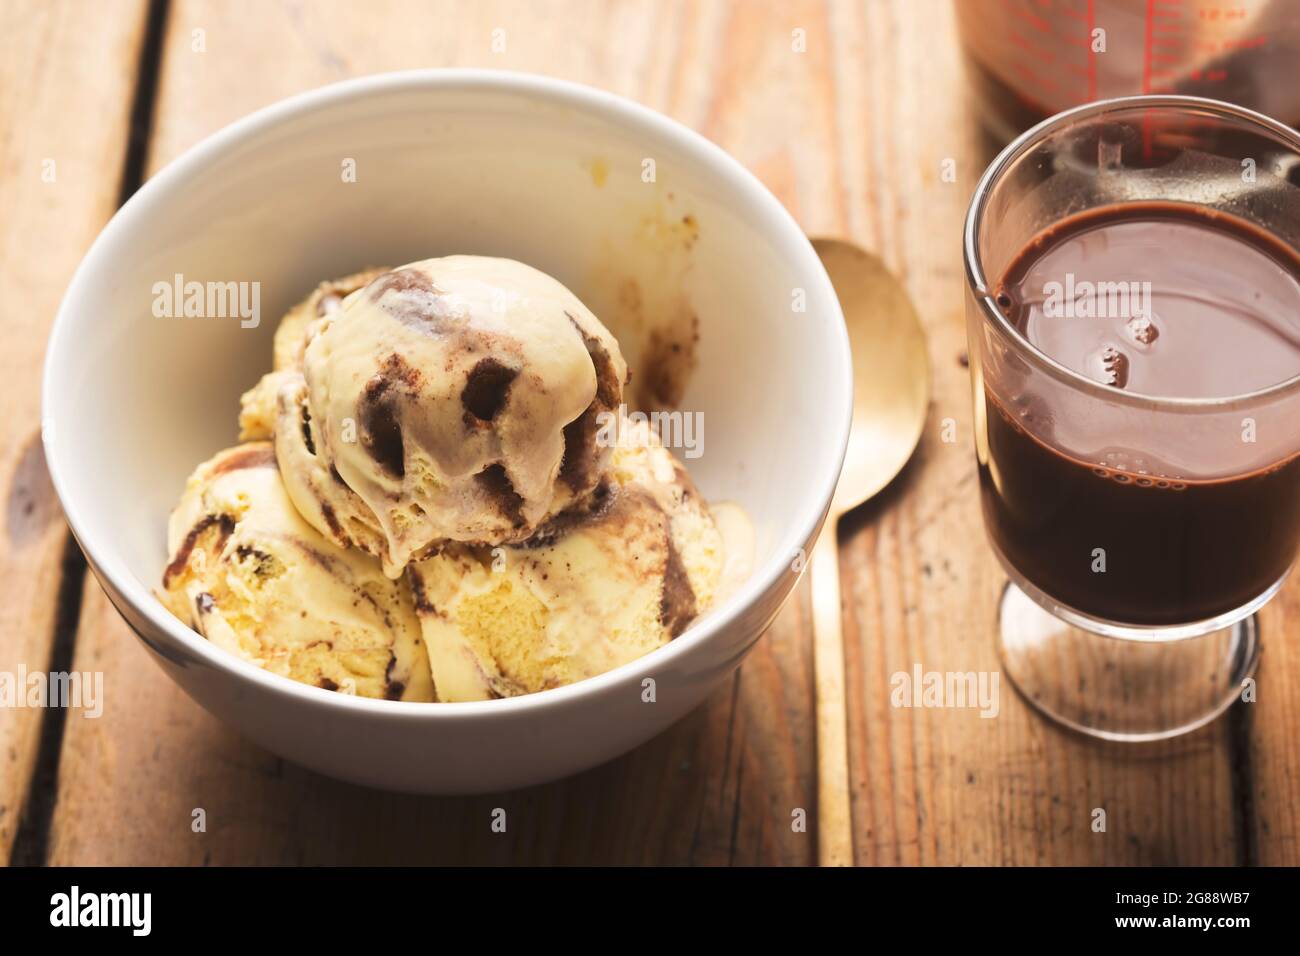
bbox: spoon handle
[811,522,853,866]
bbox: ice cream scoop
[277,255,628,577]
[407,415,725,701]
[158,442,435,701]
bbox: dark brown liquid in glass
[981,203,1300,626]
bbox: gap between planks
[7,0,171,869]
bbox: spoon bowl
[813,238,930,511]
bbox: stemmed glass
[963,96,1300,740]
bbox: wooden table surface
[2,0,1296,866]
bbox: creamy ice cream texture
[239,267,389,442]
[408,417,723,701]
[159,443,435,701]
[273,266,390,373]
[167,256,750,702]
[271,255,628,578]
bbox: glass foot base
[996,582,1260,742]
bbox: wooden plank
[1249,588,1300,864]
[48,0,825,866]
[0,0,147,863]
[44,0,1289,867]
[836,0,1242,865]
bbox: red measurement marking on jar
[991,0,1095,115]
[1141,0,1269,159]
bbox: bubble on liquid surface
[1088,343,1130,388]
[1125,314,1160,346]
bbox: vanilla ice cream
[239,268,390,441]
[158,442,435,701]
[275,256,628,577]
[407,416,724,701]
[272,266,390,373]
[166,254,753,705]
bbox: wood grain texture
[48,0,823,866]
[0,0,146,862]
[1249,588,1300,863]
[32,0,1300,866]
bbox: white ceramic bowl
[43,70,851,793]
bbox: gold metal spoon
[810,238,931,866]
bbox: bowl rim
[43,68,853,719]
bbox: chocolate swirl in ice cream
[559,312,624,495]
[165,258,752,703]
[273,255,629,578]
[157,442,435,701]
[407,414,721,702]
